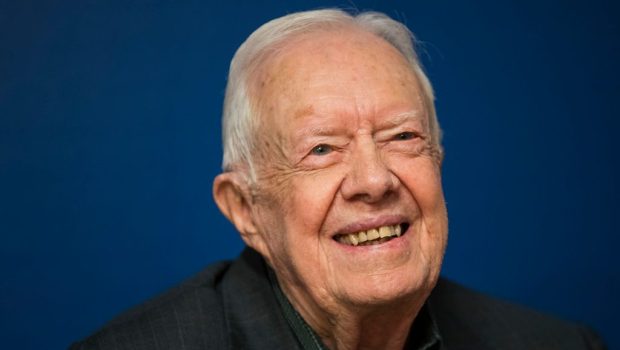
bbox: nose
[340,139,399,203]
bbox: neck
[325,304,422,350]
[282,284,428,350]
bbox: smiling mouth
[334,223,409,246]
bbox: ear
[212,172,267,254]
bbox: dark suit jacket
[70,248,606,349]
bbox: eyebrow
[381,110,425,128]
[291,125,344,150]
[302,124,343,137]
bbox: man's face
[248,28,448,313]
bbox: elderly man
[71,9,604,350]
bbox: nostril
[341,174,398,203]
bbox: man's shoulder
[70,248,302,350]
[69,260,232,350]
[430,278,606,349]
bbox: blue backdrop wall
[1,0,618,348]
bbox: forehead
[252,27,424,134]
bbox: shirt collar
[268,267,329,350]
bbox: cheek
[396,158,444,210]
[287,170,344,231]
[395,158,447,245]
[259,170,344,277]
[279,172,345,276]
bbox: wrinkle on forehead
[250,25,417,113]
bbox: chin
[336,268,435,308]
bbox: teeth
[337,224,404,246]
[379,226,392,238]
[358,231,368,242]
[367,229,380,240]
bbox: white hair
[221,9,442,181]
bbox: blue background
[1,0,618,348]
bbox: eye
[310,144,333,156]
[394,131,417,140]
